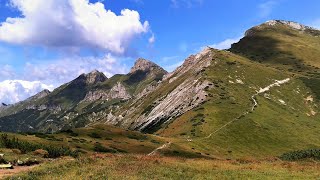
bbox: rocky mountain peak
[36,89,51,98]
[84,70,107,85]
[245,20,319,37]
[130,58,167,74]
[163,47,214,81]
[264,20,314,30]
[25,89,51,102]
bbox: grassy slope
[0,124,203,159]
[230,22,320,102]
[157,50,320,158]
[8,155,320,179]
[231,23,320,69]
[153,23,320,158]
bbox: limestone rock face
[264,20,312,30]
[133,47,214,131]
[109,82,131,100]
[105,48,215,131]
[73,70,107,86]
[130,58,167,74]
[82,82,131,102]
[245,20,318,37]
[135,79,213,131]
[85,70,108,85]
[82,90,109,102]
[164,47,213,81]
[26,89,51,102]
[26,104,62,113]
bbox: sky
[0,0,320,104]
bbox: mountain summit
[84,70,108,85]
[130,58,167,74]
[244,20,319,37]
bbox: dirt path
[0,165,38,179]
[205,78,291,139]
[148,142,172,156]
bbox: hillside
[0,20,319,160]
[0,59,167,132]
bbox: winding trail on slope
[147,78,291,155]
[205,78,291,139]
[147,142,172,156]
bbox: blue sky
[0,0,320,103]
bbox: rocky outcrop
[135,79,213,131]
[107,48,215,131]
[245,20,319,37]
[85,70,108,85]
[26,104,62,114]
[82,82,131,102]
[72,70,107,86]
[82,90,109,102]
[164,47,213,81]
[134,83,157,101]
[25,89,51,102]
[130,58,167,74]
[109,82,131,100]
[264,20,315,31]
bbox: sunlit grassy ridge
[157,49,320,158]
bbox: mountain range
[0,20,319,157]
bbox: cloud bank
[0,80,54,104]
[0,54,128,104]
[24,54,128,86]
[0,0,149,54]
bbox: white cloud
[0,0,149,54]
[148,33,155,44]
[0,80,54,104]
[0,54,128,104]
[171,0,203,8]
[23,54,128,86]
[207,37,242,50]
[258,0,277,18]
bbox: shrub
[0,156,7,164]
[0,134,79,158]
[94,143,116,153]
[33,149,49,158]
[280,149,320,161]
[88,132,101,139]
[12,149,22,154]
[60,129,79,137]
[17,159,40,166]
